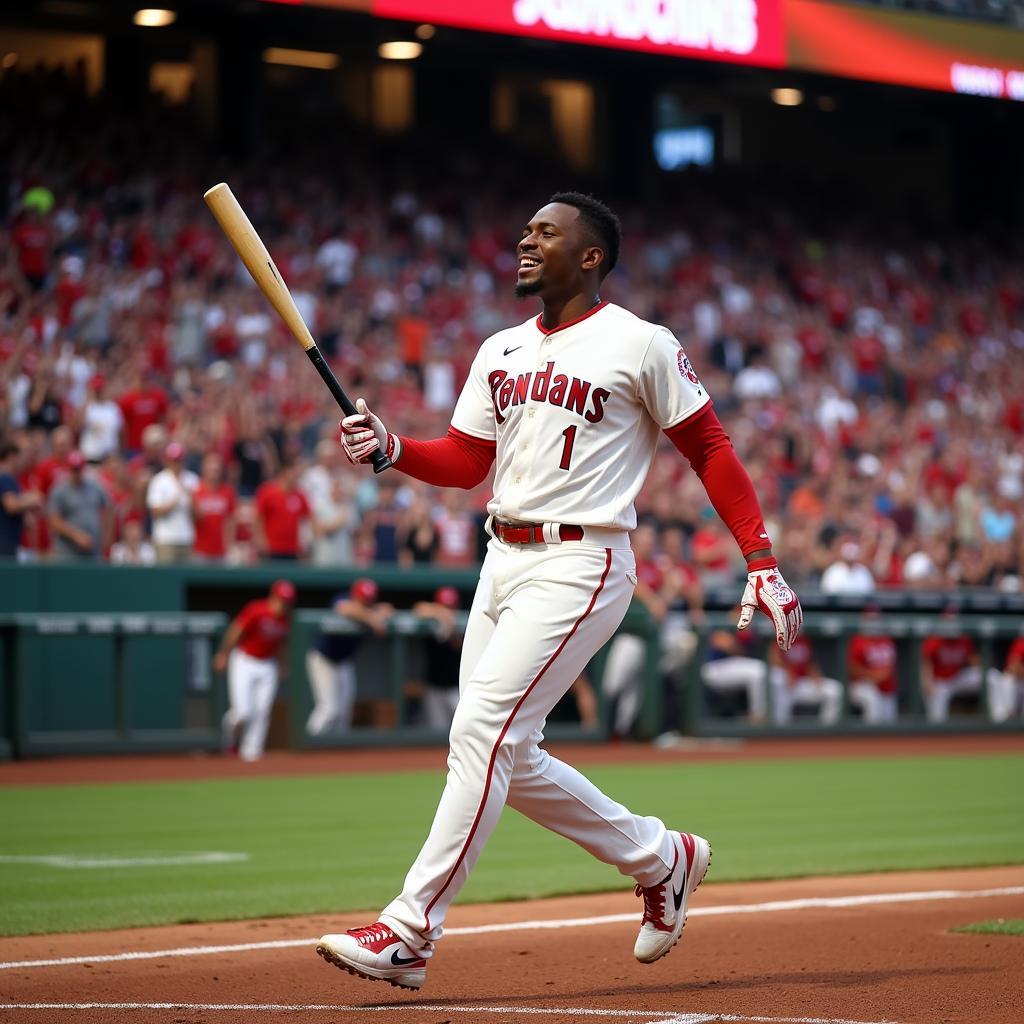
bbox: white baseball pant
[925,667,983,722]
[602,614,697,736]
[379,532,678,957]
[769,668,843,725]
[987,669,1024,722]
[701,656,768,719]
[422,687,460,730]
[306,650,356,735]
[848,681,899,723]
[223,649,278,761]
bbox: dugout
[2,563,1022,759]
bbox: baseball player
[601,522,702,738]
[921,608,984,722]
[410,586,464,730]
[213,579,295,761]
[306,578,394,736]
[847,610,900,723]
[988,636,1024,722]
[319,192,802,989]
[768,635,843,726]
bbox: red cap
[270,579,296,604]
[351,578,379,603]
[434,586,459,609]
[165,442,186,461]
[89,374,105,391]
[66,450,86,469]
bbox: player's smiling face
[515,203,595,300]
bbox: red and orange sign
[264,0,1024,100]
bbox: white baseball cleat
[316,922,426,990]
[633,831,712,964]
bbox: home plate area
[2,867,1022,1024]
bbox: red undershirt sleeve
[394,427,496,489]
[664,405,770,559]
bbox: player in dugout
[320,192,802,989]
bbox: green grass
[953,919,1024,936]
[1,753,1022,937]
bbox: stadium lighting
[378,41,423,60]
[415,24,436,40]
[133,8,176,27]
[263,48,340,71]
[771,87,804,106]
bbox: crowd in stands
[1,61,1023,598]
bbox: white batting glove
[338,399,401,466]
[737,557,803,651]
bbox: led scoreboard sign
[266,0,1024,101]
[375,0,786,68]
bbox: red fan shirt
[255,482,310,557]
[193,482,237,559]
[118,387,169,451]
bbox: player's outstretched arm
[339,399,495,489]
[666,405,802,651]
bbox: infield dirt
[2,866,1023,1024]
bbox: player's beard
[514,273,544,298]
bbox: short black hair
[548,191,621,279]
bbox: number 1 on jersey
[559,425,577,471]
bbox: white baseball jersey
[450,301,709,529]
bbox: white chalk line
[2,885,1022,973]
[0,852,249,869]
[0,1005,896,1024]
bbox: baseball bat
[203,182,392,474]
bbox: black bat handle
[305,347,392,474]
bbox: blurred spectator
[700,613,768,722]
[117,370,169,455]
[306,578,394,736]
[77,375,123,463]
[192,452,237,562]
[690,511,736,589]
[0,440,43,558]
[364,478,403,563]
[26,361,64,433]
[110,519,156,566]
[254,461,311,561]
[847,607,900,722]
[399,496,440,565]
[147,442,199,564]
[434,489,476,566]
[303,440,357,566]
[820,539,876,595]
[410,586,463,730]
[768,636,843,726]
[47,451,111,561]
